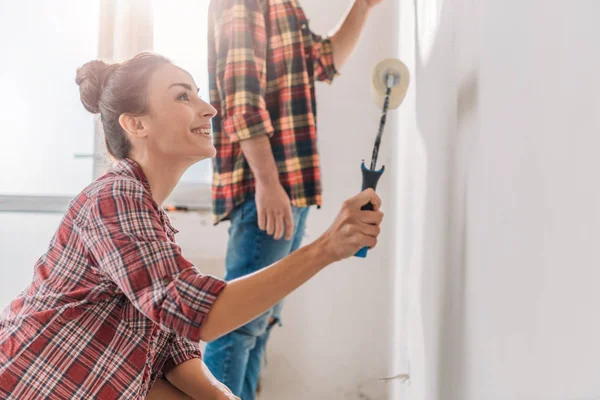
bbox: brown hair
[75,52,171,160]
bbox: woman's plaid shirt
[0,159,226,399]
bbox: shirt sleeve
[213,0,274,143]
[81,179,226,342]
[162,336,203,376]
[311,33,338,84]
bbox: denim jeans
[203,199,309,399]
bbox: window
[0,0,213,212]
[153,0,213,209]
[0,0,100,211]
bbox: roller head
[371,58,410,110]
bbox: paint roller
[355,58,410,258]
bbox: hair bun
[75,60,115,114]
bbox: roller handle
[355,162,385,258]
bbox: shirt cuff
[162,336,203,375]
[222,110,274,142]
[317,38,338,84]
[164,268,227,342]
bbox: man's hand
[238,135,293,241]
[256,178,294,241]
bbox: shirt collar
[115,157,152,192]
[113,158,179,236]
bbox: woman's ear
[119,113,148,139]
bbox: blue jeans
[204,199,309,399]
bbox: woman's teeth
[192,128,211,135]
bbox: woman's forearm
[147,378,193,400]
[165,359,226,400]
[198,188,383,342]
[198,238,334,342]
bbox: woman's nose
[198,99,217,119]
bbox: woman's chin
[191,146,216,161]
[204,146,217,159]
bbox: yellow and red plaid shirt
[208,0,337,224]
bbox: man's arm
[239,136,294,240]
[329,0,384,70]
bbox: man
[204,0,384,398]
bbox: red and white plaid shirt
[0,158,226,399]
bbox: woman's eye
[177,92,190,101]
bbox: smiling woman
[0,50,383,399]
[75,54,218,184]
[0,52,236,400]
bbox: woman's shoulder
[67,172,153,219]
[88,173,150,202]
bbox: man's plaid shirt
[208,0,337,223]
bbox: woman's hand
[318,188,384,262]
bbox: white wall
[0,1,401,399]
[467,1,600,398]
[400,0,600,399]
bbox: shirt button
[162,276,171,286]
